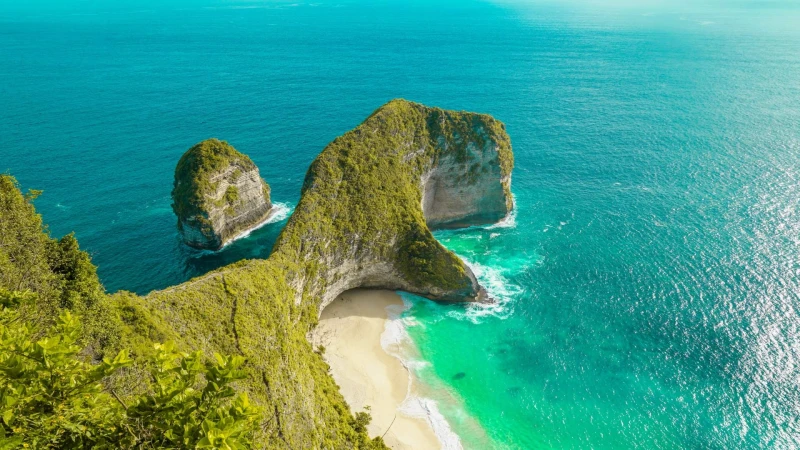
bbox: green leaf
[2,409,12,424]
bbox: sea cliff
[140,100,514,446]
[172,139,273,250]
[0,99,513,449]
[279,99,513,307]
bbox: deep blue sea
[2,0,800,448]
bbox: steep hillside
[0,99,513,449]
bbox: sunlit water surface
[2,0,799,447]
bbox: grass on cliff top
[0,99,513,449]
[144,99,513,445]
[150,99,511,446]
[276,98,512,293]
[149,100,513,445]
[171,138,258,222]
[0,174,385,449]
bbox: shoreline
[309,289,443,449]
[219,202,292,249]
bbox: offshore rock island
[0,99,513,448]
[172,138,273,250]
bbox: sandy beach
[309,289,440,449]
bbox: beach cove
[311,290,447,449]
[2,0,799,447]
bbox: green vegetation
[0,172,391,448]
[0,99,512,449]
[145,99,511,445]
[0,295,259,449]
[172,139,273,249]
[0,175,116,351]
[277,99,511,296]
[224,186,240,216]
[0,173,385,449]
[172,139,257,222]
[0,297,131,449]
[225,185,239,205]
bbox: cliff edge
[1,100,514,449]
[137,100,513,446]
[172,139,273,250]
[281,99,514,307]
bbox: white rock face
[198,164,272,249]
[422,127,512,228]
[172,139,273,250]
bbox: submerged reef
[172,138,273,250]
[1,99,513,448]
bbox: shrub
[0,290,260,449]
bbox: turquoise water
[2,0,800,448]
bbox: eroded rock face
[138,101,513,446]
[271,99,514,309]
[171,139,272,250]
[422,126,513,229]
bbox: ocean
[2,0,799,448]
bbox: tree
[0,289,261,449]
[0,291,129,449]
[125,342,260,449]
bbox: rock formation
[280,99,514,307]
[110,100,513,447]
[3,100,514,449]
[171,139,272,250]
[422,115,514,228]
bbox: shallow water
[2,0,799,447]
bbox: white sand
[310,289,440,449]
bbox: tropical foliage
[0,294,260,449]
[0,99,511,449]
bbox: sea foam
[486,194,517,230]
[446,256,523,324]
[381,297,464,450]
[220,202,293,249]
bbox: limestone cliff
[2,101,514,449]
[280,99,515,307]
[171,139,272,250]
[422,113,514,228]
[139,100,515,446]
[50,100,513,448]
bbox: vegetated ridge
[0,99,513,448]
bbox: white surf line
[485,194,517,230]
[220,202,293,249]
[382,297,464,450]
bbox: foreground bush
[0,290,260,449]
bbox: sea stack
[171,138,272,250]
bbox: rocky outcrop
[270,99,514,309]
[139,100,513,447]
[171,139,273,250]
[422,121,513,228]
[2,100,515,450]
